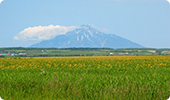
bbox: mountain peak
[81,25,94,29]
[30,25,144,48]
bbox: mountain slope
[30,25,144,48]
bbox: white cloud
[14,25,80,41]
[0,0,3,4]
[167,0,170,4]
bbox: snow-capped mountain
[30,25,144,48]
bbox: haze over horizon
[0,0,170,48]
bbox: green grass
[0,56,170,100]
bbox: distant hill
[30,25,144,48]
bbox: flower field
[0,56,170,100]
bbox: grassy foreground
[0,56,170,100]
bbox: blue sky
[0,0,170,48]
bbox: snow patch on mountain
[84,32,91,42]
[68,41,70,44]
[88,30,93,36]
[81,36,84,41]
[75,30,80,34]
[77,36,79,41]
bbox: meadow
[0,56,170,100]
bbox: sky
[0,0,170,48]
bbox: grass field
[0,56,170,100]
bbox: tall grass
[0,56,170,100]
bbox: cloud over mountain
[14,25,79,41]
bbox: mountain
[30,25,144,48]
